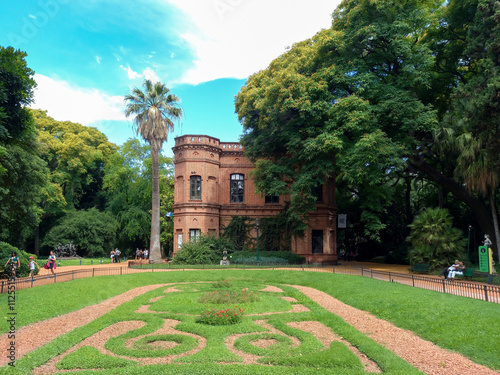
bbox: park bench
[455,268,475,280]
[408,263,430,274]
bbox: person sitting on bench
[439,260,459,279]
[448,261,466,280]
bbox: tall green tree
[29,109,116,254]
[429,0,500,258]
[124,79,182,263]
[103,139,175,255]
[0,47,48,247]
[236,0,440,240]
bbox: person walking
[47,251,57,275]
[4,252,20,279]
[115,248,121,263]
[28,256,40,281]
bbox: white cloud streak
[166,0,339,84]
[31,73,126,125]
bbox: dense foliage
[172,235,236,265]
[0,241,38,278]
[0,48,176,260]
[235,0,500,261]
[0,47,48,246]
[406,208,467,269]
[42,208,119,257]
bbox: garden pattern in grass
[13,281,423,374]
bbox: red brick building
[172,135,338,263]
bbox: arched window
[230,174,244,203]
[190,175,201,200]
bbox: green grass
[0,270,498,374]
[35,258,121,267]
[56,346,137,370]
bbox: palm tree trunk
[149,147,162,264]
[489,192,500,261]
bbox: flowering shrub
[196,306,244,325]
[198,289,259,304]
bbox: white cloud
[28,14,36,19]
[95,55,101,64]
[120,65,142,80]
[143,67,159,83]
[31,74,126,125]
[166,0,340,84]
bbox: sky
[1,0,340,156]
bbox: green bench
[408,263,430,274]
[454,268,475,280]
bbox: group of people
[3,250,57,281]
[110,248,121,263]
[439,260,466,280]
[135,248,149,261]
[338,250,355,262]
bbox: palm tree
[124,79,182,263]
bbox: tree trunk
[489,192,500,261]
[410,157,496,245]
[149,147,162,264]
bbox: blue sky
[1,0,339,155]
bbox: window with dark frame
[311,230,324,254]
[189,229,200,242]
[230,174,245,203]
[314,184,323,202]
[265,195,279,204]
[190,175,201,200]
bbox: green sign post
[478,246,489,273]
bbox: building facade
[172,135,338,263]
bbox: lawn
[35,258,121,267]
[1,270,498,374]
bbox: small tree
[42,208,118,257]
[406,207,466,269]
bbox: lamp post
[467,225,472,263]
[255,218,260,262]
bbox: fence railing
[1,264,499,303]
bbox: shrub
[407,208,466,269]
[198,289,259,304]
[212,279,232,288]
[0,241,38,278]
[231,250,305,265]
[173,235,236,264]
[196,306,244,326]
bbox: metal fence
[1,264,499,303]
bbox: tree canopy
[236,0,500,260]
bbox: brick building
[172,135,338,263]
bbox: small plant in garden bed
[196,306,244,325]
[212,279,232,288]
[198,289,259,304]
